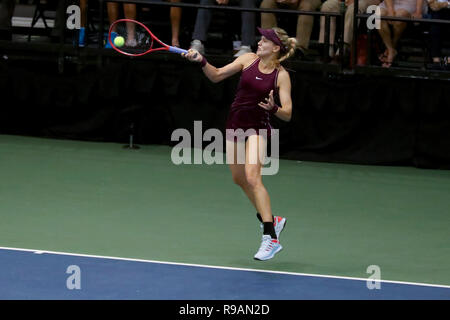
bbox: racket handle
[168,46,188,55]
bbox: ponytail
[272,27,297,65]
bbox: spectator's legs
[377,8,393,49]
[443,10,450,64]
[80,0,88,28]
[0,0,15,40]
[343,4,354,46]
[241,0,256,47]
[297,0,322,50]
[429,9,443,63]
[391,9,409,51]
[123,3,137,44]
[107,2,119,32]
[430,11,441,63]
[106,2,136,45]
[377,8,403,67]
[123,4,137,20]
[192,0,214,42]
[343,0,380,46]
[319,0,338,44]
[260,0,278,29]
[79,0,88,47]
[319,0,339,56]
[170,0,182,47]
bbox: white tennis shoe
[190,39,205,55]
[254,235,283,261]
[126,38,137,47]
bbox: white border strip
[12,17,55,28]
[1,246,449,289]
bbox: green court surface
[1,134,449,286]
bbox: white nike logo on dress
[255,76,263,80]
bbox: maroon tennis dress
[225,57,279,142]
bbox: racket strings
[112,21,153,54]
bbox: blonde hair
[272,27,297,65]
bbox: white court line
[1,246,449,289]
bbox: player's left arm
[273,69,292,122]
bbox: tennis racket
[108,19,196,57]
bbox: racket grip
[169,46,188,55]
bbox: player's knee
[245,172,262,189]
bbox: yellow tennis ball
[114,36,125,47]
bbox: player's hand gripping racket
[108,19,197,58]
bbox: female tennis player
[183,27,295,261]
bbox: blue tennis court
[1,247,449,300]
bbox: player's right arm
[183,51,256,83]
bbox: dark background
[1,0,450,169]
[1,55,450,169]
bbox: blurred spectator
[79,0,87,47]
[0,0,66,42]
[143,0,182,47]
[190,0,256,57]
[0,0,15,40]
[106,1,137,48]
[260,0,322,59]
[170,0,182,47]
[318,0,381,61]
[428,0,450,68]
[377,0,428,67]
